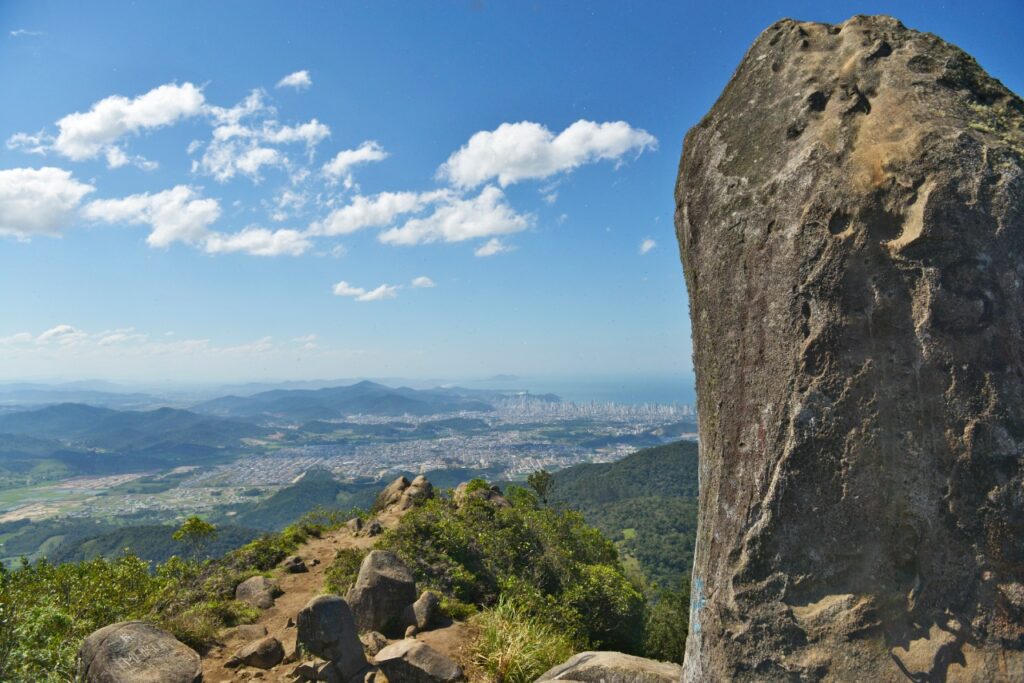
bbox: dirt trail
[201,507,470,682]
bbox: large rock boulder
[77,621,201,683]
[295,595,367,681]
[235,575,281,609]
[347,550,417,634]
[536,651,680,683]
[676,14,1024,683]
[374,639,464,682]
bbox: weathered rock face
[77,621,202,683]
[536,651,681,683]
[676,14,1024,682]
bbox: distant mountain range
[0,403,266,451]
[192,380,497,421]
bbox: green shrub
[378,486,643,652]
[324,547,367,596]
[643,579,690,664]
[469,597,575,683]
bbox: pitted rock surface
[676,14,1024,682]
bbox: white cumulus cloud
[379,186,531,246]
[309,189,452,237]
[440,119,657,188]
[204,226,311,257]
[640,238,656,254]
[333,280,399,302]
[411,276,435,288]
[0,167,95,239]
[276,70,312,90]
[50,82,205,161]
[322,141,389,187]
[82,185,221,247]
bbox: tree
[527,469,554,505]
[172,516,217,560]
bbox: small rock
[236,576,282,609]
[405,624,418,638]
[76,621,202,683]
[233,636,285,670]
[374,639,464,682]
[346,550,417,634]
[283,555,308,573]
[360,631,389,657]
[311,558,321,566]
[364,519,383,537]
[295,595,367,681]
[402,590,441,631]
[346,517,364,534]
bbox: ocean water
[471,374,697,407]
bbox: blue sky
[1,1,1022,384]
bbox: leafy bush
[0,506,351,682]
[378,485,643,652]
[643,579,690,664]
[468,597,575,683]
[324,547,367,596]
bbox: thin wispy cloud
[640,238,656,255]
[9,29,44,37]
[333,280,400,302]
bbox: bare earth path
[201,507,470,682]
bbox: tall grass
[468,597,575,683]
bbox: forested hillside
[549,440,699,590]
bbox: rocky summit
[676,14,1024,683]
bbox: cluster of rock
[451,481,510,508]
[289,550,461,682]
[374,474,434,512]
[677,12,1024,683]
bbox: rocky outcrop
[536,651,680,682]
[295,595,367,681]
[77,621,202,683]
[374,476,410,510]
[235,575,282,609]
[374,474,436,512]
[374,639,464,682]
[347,550,418,634]
[676,14,1024,682]
[452,482,510,508]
